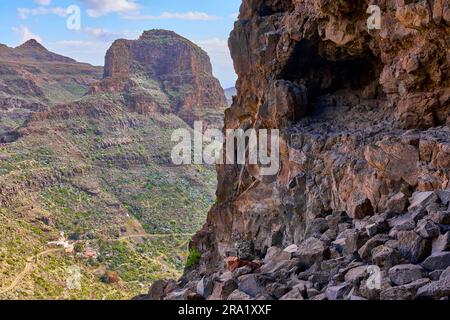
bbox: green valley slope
[0,31,226,299]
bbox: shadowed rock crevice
[257,0,295,17]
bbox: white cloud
[79,1,219,21]
[12,26,43,44]
[53,28,138,66]
[230,12,239,19]
[123,11,220,21]
[157,11,220,21]
[84,27,139,41]
[80,0,139,17]
[18,6,68,20]
[56,39,106,48]
[194,38,236,88]
[34,0,52,5]
[84,27,114,38]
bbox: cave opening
[279,39,384,116]
[257,0,295,16]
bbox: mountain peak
[99,29,227,126]
[137,29,201,51]
[17,39,47,51]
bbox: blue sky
[0,0,241,88]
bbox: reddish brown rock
[224,257,261,272]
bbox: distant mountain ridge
[0,39,75,63]
[0,39,103,141]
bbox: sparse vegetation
[186,247,202,268]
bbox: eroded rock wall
[94,29,227,125]
[148,0,450,300]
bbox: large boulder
[415,219,440,239]
[325,283,352,300]
[358,234,390,260]
[296,237,330,267]
[227,290,252,300]
[408,192,439,212]
[371,245,401,269]
[397,231,432,263]
[416,277,450,299]
[380,278,431,300]
[421,252,450,271]
[388,264,426,286]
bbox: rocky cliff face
[150,0,450,300]
[91,30,227,126]
[0,40,103,142]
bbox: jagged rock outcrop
[150,0,450,300]
[90,29,227,126]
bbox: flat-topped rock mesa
[91,29,227,125]
[0,39,103,141]
[0,39,103,107]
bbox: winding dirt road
[0,232,193,295]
